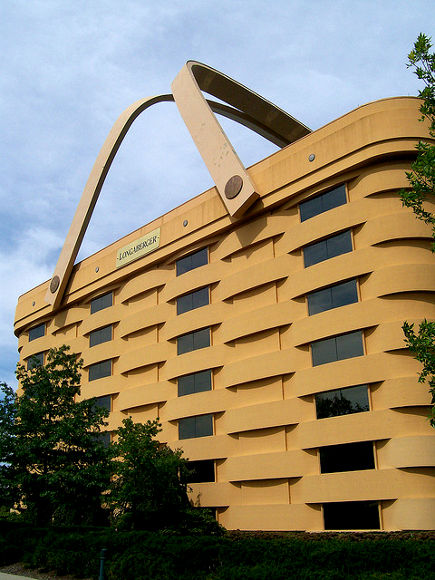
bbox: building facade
[15,94,435,531]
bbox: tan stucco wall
[15,97,435,530]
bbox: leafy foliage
[1,346,221,532]
[1,522,433,580]
[108,417,191,530]
[0,346,112,525]
[399,33,435,247]
[0,383,18,509]
[403,320,435,426]
[399,34,435,425]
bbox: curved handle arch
[46,62,310,308]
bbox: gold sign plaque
[116,228,160,268]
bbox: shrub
[0,525,433,579]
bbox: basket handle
[46,61,310,308]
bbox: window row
[175,275,358,351]
[87,330,212,381]
[181,468,380,529]
[178,415,375,475]
[27,292,114,345]
[177,374,369,420]
[175,500,379,530]
[177,280,358,318]
[32,331,364,382]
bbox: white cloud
[1,0,434,383]
[0,227,62,387]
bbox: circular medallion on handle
[225,175,243,199]
[50,275,60,293]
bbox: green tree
[108,417,190,530]
[399,33,435,243]
[1,345,112,525]
[399,34,435,426]
[0,383,18,510]
[403,320,435,426]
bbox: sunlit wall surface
[15,97,435,531]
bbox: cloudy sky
[1,0,433,387]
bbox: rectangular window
[89,359,112,381]
[177,287,209,315]
[97,432,111,448]
[177,328,210,355]
[311,330,364,366]
[178,414,213,439]
[303,230,352,268]
[316,385,370,419]
[90,292,113,314]
[300,184,346,222]
[89,325,112,347]
[28,323,45,342]
[307,279,358,316]
[323,501,380,530]
[319,441,375,473]
[27,352,44,370]
[93,395,112,412]
[185,460,215,483]
[178,370,212,396]
[176,248,208,276]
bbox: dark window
[324,501,380,530]
[93,395,112,412]
[178,370,212,396]
[177,328,210,355]
[320,441,375,473]
[307,279,358,315]
[177,287,209,315]
[316,385,370,419]
[303,230,352,268]
[179,414,213,439]
[311,331,364,366]
[90,292,113,314]
[89,325,112,347]
[176,248,208,276]
[300,184,347,222]
[96,432,111,448]
[89,360,112,381]
[185,460,215,483]
[27,352,44,370]
[28,323,45,342]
